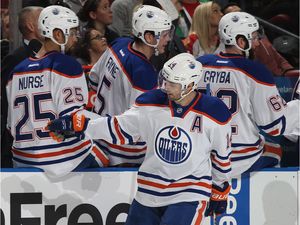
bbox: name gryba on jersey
[204,70,231,83]
[155,126,192,164]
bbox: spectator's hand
[205,182,231,217]
[46,114,89,142]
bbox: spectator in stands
[73,28,107,65]
[77,0,119,45]
[172,0,189,39]
[72,28,108,111]
[109,0,142,37]
[180,0,200,32]
[222,2,241,15]
[222,2,294,76]
[1,0,10,59]
[1,6,44,168]
[183,1,224,57]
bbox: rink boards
[0,167,299,225]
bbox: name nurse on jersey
[155,126,192,164]
[19,75,44,90]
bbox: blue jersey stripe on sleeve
[231,148,263,161]
[107,116,117,144]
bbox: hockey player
[47,53,233,224]
[284,78,300,142]
[196,12,293,177]
[89,5,173,165]
[6,5,108,178]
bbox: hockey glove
[205,182,231,217]
[46,114,89,141]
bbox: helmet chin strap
[50,34,69,54]
[154,47,160,56]
[244,49,250,58]
[60,45,65,54]
[141,36,161,56]
[174,88,194,103]
[235,39,251,58]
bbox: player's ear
[184,82,194,94]
[189,82,195,89]
[144,32,155,45]
[236,35,246,49]
[52,29,65,44]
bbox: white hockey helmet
[132,5,172,48]
[219,12,259,52]
[159,53,203,100]
[38,5,79,51]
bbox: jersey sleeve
[209,114,232,186]
[85,105,141,143]
[283,99,300,141]
[126,66,158,107]
[250,77,287,136]
[51,60,88,117]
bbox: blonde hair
[191,2,214,54]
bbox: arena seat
[284,69,300,77]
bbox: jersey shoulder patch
[194,94,231,124]
[50,53,83,77]
[198,53,275,85]
[237,58,275,85]
[111,38,158,91]
[11,52,83,79]
[135,89,169,106]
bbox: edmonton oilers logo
[155,126,192,164]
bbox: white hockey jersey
[6,51,92,177]
[197,52,288,177]
[82,90,232,207]
[284,78,300,141]
[89,37,158,165]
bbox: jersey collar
[169,92,201,118]
[218,51,244,58]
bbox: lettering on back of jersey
[155,126,192,164]
[190,115,202,133]
[19,75,44,90]
[105,57,119,79]
[203,71,231,83]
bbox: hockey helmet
[219,12,259,52]
[159,53,203,94]
[132,5,173,48]
[38,5,79,49]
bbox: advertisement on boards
[1,169,137,225]
[0,168,298,225]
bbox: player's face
[65,28,79,52]
[250,31,261,50]
[164,80,182,101]
[156,28,173,54]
